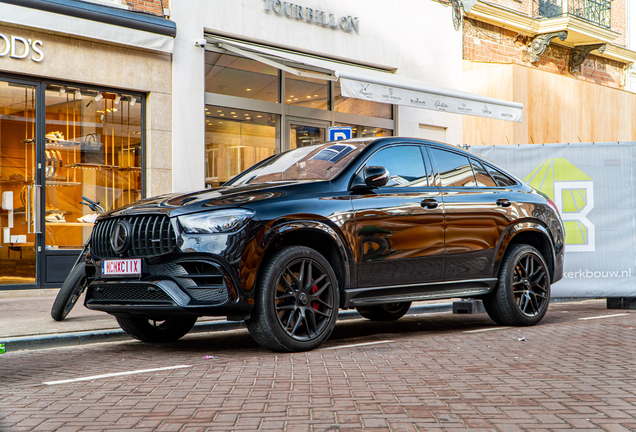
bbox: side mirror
[364,166,389,188]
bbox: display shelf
[45,222,95,227]
[0,179,34,185]
[68,163,119,170]
[46,181,82,187]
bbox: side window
[484,164,517,187]
[471,159,497,187]
[364,145,428,187]
[430,148,476,187]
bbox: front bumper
[85,254,252,318]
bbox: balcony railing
[533,0,611,29]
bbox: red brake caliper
[311,280,319,310]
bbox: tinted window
[471,159,497,187]
[430,148,476,187]
[484,164,518,187]
[365,146,427,187]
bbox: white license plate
[101,258,142,276]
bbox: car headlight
[178,209,255,234]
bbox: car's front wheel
[246,246,339,352]
[356,302,412,321]
[483,244,551,326]
[116,315,197,343]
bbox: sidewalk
[0,289,454,352]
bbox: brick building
[460,0,636,144]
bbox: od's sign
[0,34,44,62]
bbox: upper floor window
[205,52,279,103]
[534,0,611,29]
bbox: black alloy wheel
[483,244,551,326]
[246,246,339,352]
[513,253,549,317]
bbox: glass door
[0,80,39,286]
[286,117,329,151]
[42,85,143,285]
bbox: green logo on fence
[525,158,594,252]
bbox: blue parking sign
[328,127,353,141]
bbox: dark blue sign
[328,127,353,141]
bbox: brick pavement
[1,300,636,431]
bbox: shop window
[0,81,37,285]
[334,81,393,119]
[44,85,142,250]
[205,52,279,103]
[285,72,329,110]
[205,106,279,188]
[336,124,392,138]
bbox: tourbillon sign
[0,34,44,62]
[263,0,359,34]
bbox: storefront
[171,0,522,192]
[0,1,174,290]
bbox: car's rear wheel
[356,302,412,321]
[483,244,551,326]
[116,315,197,343]
[246,246,339,352]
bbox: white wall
[172,0,464,192]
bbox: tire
[246,246,340,352]
[483,244,551,326]
[356,302,412,321]
[51,261,87,321]
[116,315,197,343]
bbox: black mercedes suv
[84,137,564,352]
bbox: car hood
[99,180,330,219]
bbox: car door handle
[421,198,438,209]
[496,199,511,207]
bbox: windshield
[227,140,370,186]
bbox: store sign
[0,34,44,63]
[263,0,359,34]
[340,78,523,122]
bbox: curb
[1,303,453,353]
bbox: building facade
[170,0,480,192]
[0,0,174,290]
[462,0,636,145]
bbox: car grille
[91,285,173,303]
[91,215,177,259]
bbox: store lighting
[307,96,311,98]
[94,93,104,102]
[59,87,66,95]
[257,115,262,118]
[220,114,225,116]
[246,88,252,91]
[114,95,121,105]
[130,97,137,107]
[230,112,236,114]
[75,90,82,100]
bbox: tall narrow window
[44,85,142,250]
[205,106,279,188]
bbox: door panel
[352,145,444,288]
[0,80,38,286]
[353,190,445,287]
[428,147,515,281]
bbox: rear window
[484,164,517,187]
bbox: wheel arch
[496,222,556,282]
[256,221,352,306]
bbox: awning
[0,0,175,53]
[209,37,523,123]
